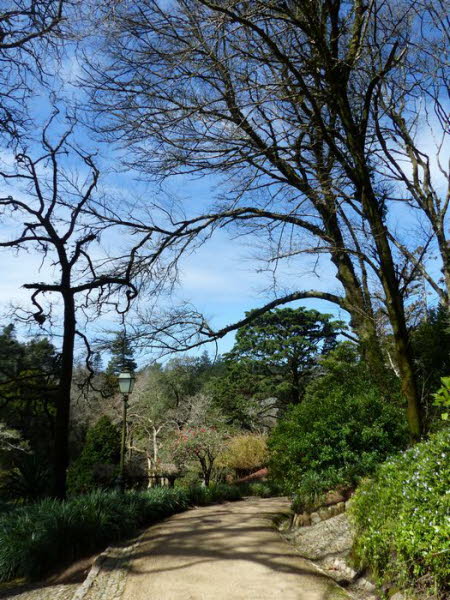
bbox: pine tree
[106,332,137,375]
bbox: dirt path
[116,497,351,600]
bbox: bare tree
[370,0,450,305]
[0,0,65,138]
[0,115,150,498]
[85,0,450,439]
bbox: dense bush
[0,500,12,515]
[269,344,407,509]
[216,434,268,475]
[0,454,53,502]
[67,416,120,494]
[238,481,284,498]
[350,429,450,598]
[181,483,242,506]
[0,484,243,583]
[411,307,450,429]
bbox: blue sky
[0,37,448,367]
[0,42,350,365]
[0,132,346,363]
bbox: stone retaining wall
[290,499,352,528]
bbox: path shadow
[98,499,342,588]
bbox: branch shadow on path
[99,497,351,599]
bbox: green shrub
[0,484,243,583]
[0,454,53,502]
[269,345,407,510]
[216,434,268,475]
[433,376,450,422]
[239,481,280,498]
[0,500,12,515]
[350,428,450,597]
[411,307,450,429]
[67,416,120,494]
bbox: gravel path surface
[121,497,351,600]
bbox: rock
[324,490,346,505]
[290,513,353,560]
[320,556,358,584]
[335,501,345,514]
[354,577,376,592]
[318,507,330,521]
[293,512,311,527]
[351,576,379,600]
[310,511,321,525]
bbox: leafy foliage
[0,423,27,456]
[216,434,268,475]
[106,331,137,376]
[67,417,120,494]
[0,454,53,502]
[157,354,222,418]
[268,344,407,509]
[207,361,278,431]
[0,484,243,583]
[432,377,450,421]
[0,325,59,460]
[216,307,342,409]
[208,308,342,430]
[238,481,283,498]
[350,429,450,597]
[171,427,228,486]
[411,307,450,427]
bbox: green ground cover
[350,428,450,598]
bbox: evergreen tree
[106,332,137,375]
[210,307,343,421]
[0,325,59,459]
[67,416,120,494]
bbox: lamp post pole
[119,393,128,490]
[117,370,136,491]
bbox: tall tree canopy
[86,0,450,438]
[0,324,59,459]
[226,307,341,405]
[209,308,342,428]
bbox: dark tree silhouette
[0,117,142,498]
[0,0,65,138]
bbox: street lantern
[117,369,136,490]
[118,370,136,395]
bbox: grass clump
[183,483,242,506]
[0,484,242,583]
[349,428,450,598]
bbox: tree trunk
[331,76,422,439]
[359,177,421,440]
[146,453,154,488]
[119,394,128,489]
[322,210,385,377]
[204,468,211,487]
[53,291,76,499]
[153,427,158,464]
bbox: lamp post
[117,370,136,490]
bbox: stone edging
[290,499,352,528]
[70,537,142,600]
